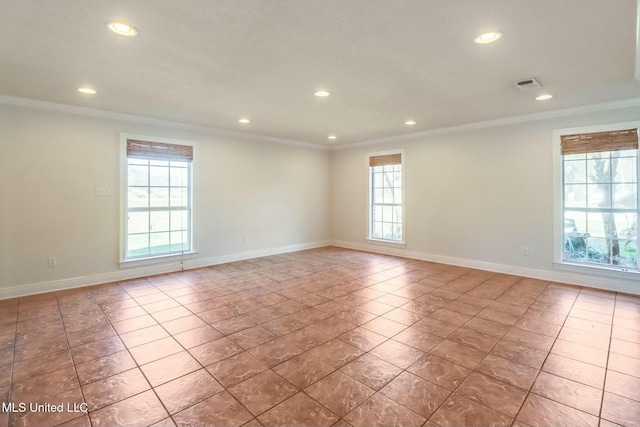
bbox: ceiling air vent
[514,78,542,91]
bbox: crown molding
[333,97,640,150]
[0,95,329,151]
[3,94,640,152]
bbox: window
[123,137,194,261]
[368,151,404,243]
[560,128,638,271]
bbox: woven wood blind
[560,129,638,155]
[127,139,193,161]
[369,153,401,167]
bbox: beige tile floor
[1,246,639,427]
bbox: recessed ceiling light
[404,120,416,126]
[238,118,250,124]
[535,94,553,101]
[473,31,503,44]
[107,21,138,37]
[328,135,337,140]
[314,90,330,97]
[77,87,97,95]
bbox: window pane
[614,157,636,183]
[170,231,188,251]
[171,210,188,231]
[128,165,148,186]
[587,184,611,209]
[564,211,587,262]
[612,149,637,158]
[150,232,170,254]
[393,206,402,223]
[614,213,637,240]
[617,240,638,268]
[373,172,383,189]
[587,157,611,184]
[170,188,188,207]
[150,166,169,186]
[394,188,402,203]
[128,234,149,257]
[382,206,392,222]
[128,212,149,234]
[393,171,401,187]
[373,189,383,203]
[150,188,169,207]
[150,211,170,232]
[586,238,610,265]
[613,184,637,209]
[565,210,587,233]
[587,212,607,238]
[564,184,586,208]
[170,167,188,186]
[373,222,383,238]
[393,223,402,241]
[383,188,393,204]
[382,222,393,239]
[128,188,149,208]
[564,160,586,184]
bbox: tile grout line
[121,279,259,425]
[598,292,617,423]
[509,287,577,425]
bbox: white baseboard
[5,239,638,300]
[0,241,331,300]
[331,240,640,296]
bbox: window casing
[368,151,404,243]
[558,126,638,272]
[122,136,195,262]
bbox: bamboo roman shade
[127,139,193,161]
[560,128,638,155]
[369,153,402,167]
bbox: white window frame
[553,121,640,278]
[119,133,197,266]
[366,149,406,246]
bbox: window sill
[366,238,406,249]
[120,251,198,269]
[554,261,639,280]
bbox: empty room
[2,0,640,426]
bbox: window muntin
[124,141,193,261]
[562,148,638,270]
[369,153,403,243]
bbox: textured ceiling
[1,0,639,145]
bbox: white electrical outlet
[48,257,57,267]
[292,229,297,237]
[243,235,248,243]
[522,247,530,256]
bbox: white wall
[330,105,640,294]
[0,103,330,298]
[2,101,639,299]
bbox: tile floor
[1,246,640,427]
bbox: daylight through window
[561,129,639,270]
[125,139,193,260]
[369,152,404,243]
